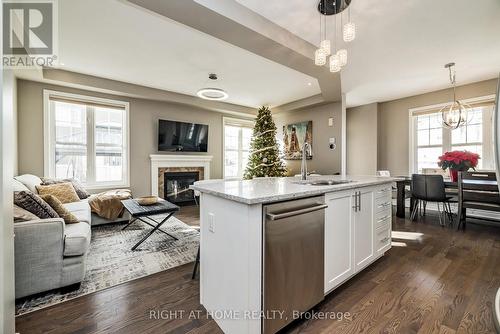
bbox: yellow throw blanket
[88,189,132,220]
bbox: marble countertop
[190,175,394,204]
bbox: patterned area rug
[15,215,199,315]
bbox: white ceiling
[55,0,320,108]
[237,0,500,107]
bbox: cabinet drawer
[375,213,391,229]
[375,225,391,254]
[375,186,392,199]
[375,198,392,212]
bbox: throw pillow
[36,182,80,204]
[14,191,59,219]
[40,195,79,224]
[13,204,39,222]
[41,177,90,199]
[14,174,42,193]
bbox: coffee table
[121,198,180,251]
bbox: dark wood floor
[16,206,500,334]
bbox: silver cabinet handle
[378,202,391,208]
[266,204,328,221]
[381,237,390,243]
[352,192,358,212]
[358,191,361,211]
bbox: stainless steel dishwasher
[263,196,327,334]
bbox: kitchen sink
[294,179,356,186]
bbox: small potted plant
[438,150,480,182]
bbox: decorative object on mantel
[438,150,480,182]
[440,63,473,129]
[136,196,159,206]
[243,106,286,179]
[314,0,354,72]
[282,121,313,160]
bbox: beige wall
[274,102,342,175]
[378,78,498,176]
[1,70,16,334]
[347,103,378,175]
[16,79,251,197]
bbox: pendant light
[329,11,341,73]
[197,73,228,101]
[337,49,347,67]
[440,63,472,129]
[343,6,356,42]
[315,1,330,66]
[314,0,354,71]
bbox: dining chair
[457,171,500,230]
[411,174,454,226]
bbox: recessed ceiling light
[196,88,228,101]
[307,82,312,86]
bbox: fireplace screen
[164,171,199,205]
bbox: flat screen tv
[158,119,209,152]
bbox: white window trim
[43,89,130,190]
[222,116,254,180]
[408,94,496,175]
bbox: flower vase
[449,169,459,182]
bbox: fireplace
[163,171,199,205]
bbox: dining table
[393,176,499,218]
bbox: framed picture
[282,121,312,160]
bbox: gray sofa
[13,174,127,299]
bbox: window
[410,100,495,173]
[416,113,443,171]
[223,117,254,179]
[44,90,129,188]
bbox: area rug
[15,215,199,315]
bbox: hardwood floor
[16,206,500,334]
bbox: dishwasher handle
[266,203,328,221]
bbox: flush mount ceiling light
[314,0,354,72]
[440,63,472,129]
[196,73,228,101]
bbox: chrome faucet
[300,142,311,181]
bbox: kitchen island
[191,175,394,334]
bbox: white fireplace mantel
[150,154,213,196]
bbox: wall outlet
[208,213,215,233]
[328,117,334,127]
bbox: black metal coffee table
[121,198,180,251]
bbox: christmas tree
[243,106,287,179]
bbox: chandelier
[314,0,355,73]
[440,63,472,129]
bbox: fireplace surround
[150,155,212,198]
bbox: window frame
[43,90,130,190]
[222,116,254,180]
[408,95,496,174]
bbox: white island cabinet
[324,184,392,293]
[191,176,393,334]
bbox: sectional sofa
[13,174,127,299]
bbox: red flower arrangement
[438,150,480,181]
